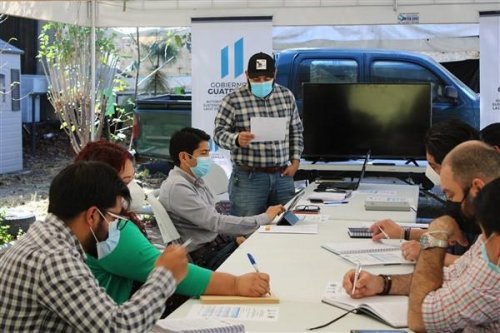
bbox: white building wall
[0,52,23,174]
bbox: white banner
[479,12,500,128]
[191,17,273,152]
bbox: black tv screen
[302,83,431,160]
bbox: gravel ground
[0,124,167,243]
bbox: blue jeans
[229,165,296,216]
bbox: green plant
[38,22,121,153]
[0,209,13,246]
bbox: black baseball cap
[247,52,275,78]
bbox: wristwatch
[420,233,448,249]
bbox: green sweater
[86,221,212,304]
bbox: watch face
[420,235,431,249]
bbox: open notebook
[322,282,408,328]
[322,240,415,266]
[153,317,244,333]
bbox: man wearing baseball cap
[214,52,304,217]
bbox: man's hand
[155,244,188,283]
[235,273,270,297]
[235,236,246,245]
[342,269,384,299]
[282,160,300,177]
[265,205,285,221]
[401,240,420,261]
[429,215,468,247]
[237,131,255,147]
[369,219,403,241]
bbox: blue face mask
[189,155,213,178]
[481,234,500,274]
[250,80,274,98]
[90,210,123,259]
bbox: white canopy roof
[1,1,499,27]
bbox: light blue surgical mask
[189,154,213,178]
[480,234,500,274]
[89,210,123,259]
[250,80,274,98]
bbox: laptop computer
[316,150,371,191]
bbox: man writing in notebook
[342,141,500,333]
[370,119,480,265]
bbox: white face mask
[425,165,441,186]
[89,210,123,259]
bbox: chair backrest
[203,162,229,196]
[146,194,181,244]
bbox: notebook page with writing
[321,241,414,265]
[322,282,408,328]
[153,317,244,333]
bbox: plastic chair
[203,163,229,197]
[145,194,181,244]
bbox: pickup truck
[133,48,480,160]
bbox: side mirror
[444,85,458,99]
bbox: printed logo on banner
[220,37,244,79]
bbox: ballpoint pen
[351,262,362,294]
[247,253,260,272]
[247,253,271,295]
[377,225,390,239]
[181,238,192,248]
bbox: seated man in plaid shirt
[0,161,188,332]
[342,141,500,333]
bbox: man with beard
[0,162,188,332]
[342,141,500,332]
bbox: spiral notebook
[322,282,408,328]
[153,317,244,333]
[321,241,414,266]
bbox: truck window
[371,61,450,103]
[297,59,358,98]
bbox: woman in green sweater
[76,140,269,304]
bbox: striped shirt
[0,213,176,332]
[422,238,500,332]
[214,83,303,168]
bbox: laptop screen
[353,150,371,190]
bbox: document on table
[250,117,287,142]
[187,304,279,322]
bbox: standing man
[214,52,304,216]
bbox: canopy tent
[1,1,500,27]
[1,0,498,139]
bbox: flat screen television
[302,83,431,160]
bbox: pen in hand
[351,262,362,295]
[247,253,271,296]
[377,225,390,240]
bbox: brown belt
[237,165,287,174]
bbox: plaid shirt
[214,83,303,168]
[0,213,176,332]
[422,238,500,332]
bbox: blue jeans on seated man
[229,165,296,217]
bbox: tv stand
[405,158,419,167]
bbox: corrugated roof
[0,38,24,55]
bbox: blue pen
[247,253,271,295]
[247,253,260,272]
